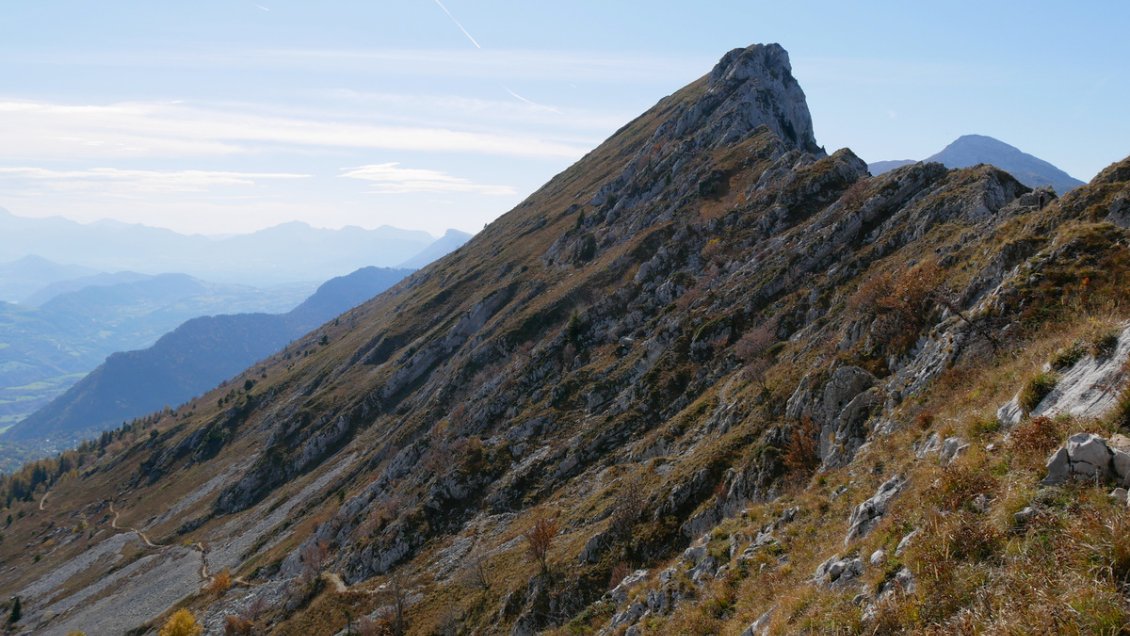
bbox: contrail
[432,0,481,49]
[505,87,536,106]
[504,86,562,114]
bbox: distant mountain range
[20,270,154,306]
[2,266,412,453]
[0,274,314,431]
[0,210,471,286]
[868,134,1085,194]
[0,255,97,303]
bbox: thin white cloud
[322,89,619,132]
[255,4,270,11]
[0,166,309,194]
[432,0,481,49]
[340,163,515,196]
[9,48,702,84]
[0,98,589,160]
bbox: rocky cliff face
[2,43,1129,636]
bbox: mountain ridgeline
[4,266,413,448]
[869,133,1086,193]
[2,43,1129,636]
[0,212,468,286]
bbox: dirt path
[39,490,50,511]
[103,499,255,600]
[196,543,210,581]
[320,571,393,597]
[108,501,162,549]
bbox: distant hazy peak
[868,134,1084,194]
[702,43,820,153]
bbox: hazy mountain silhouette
[0,255,97,303]
[20,270,154,306]
[0,209,465,285]
[4,266,411,446]
[399,229,473,269]
[868,134,1085,193]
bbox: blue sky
[1,1,1127,236]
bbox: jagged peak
[587,44,820,213]
[698,43,820,153]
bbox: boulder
[1041,433,1130,486]
[869,549,887,566]
[740,608,774,636]
[1067,433,1113,478]
[895,529,918,557]
[939,437,970,465]
[814,555,864,588]
[1043,447,1070,485]
[845,475,905,544]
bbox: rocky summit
[2,43,1130,635]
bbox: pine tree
[8,596,21,625]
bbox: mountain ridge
[0,43,1128,635]
[3,266,412,449]
[0,208,469,285]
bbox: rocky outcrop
[915,432,968,465]
[845,475,905,544]
[1043,433,1130,486]
[701,44,820,153]
[787,366,881,467]
[814,554,864,588]
[999,323,1130,426]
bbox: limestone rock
[1067,433,1113,478]
[939,437,970,465]
[895,529,918,557]
[1043,447,1070,485]
[1000,323,1130,427]
[869,549,887,566]
[701,44,820,153]
[814,555,864,587]
[609,569,649,605]
[877,566,915,598]
[787,366,880,467]
[1042,432,1129,485]
[741,608,775,636]
[915,432,941,459]
[846,475,905,544]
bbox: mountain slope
[3,267,411,447]
[868,134,1085,193]
[1,43,1128,636]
